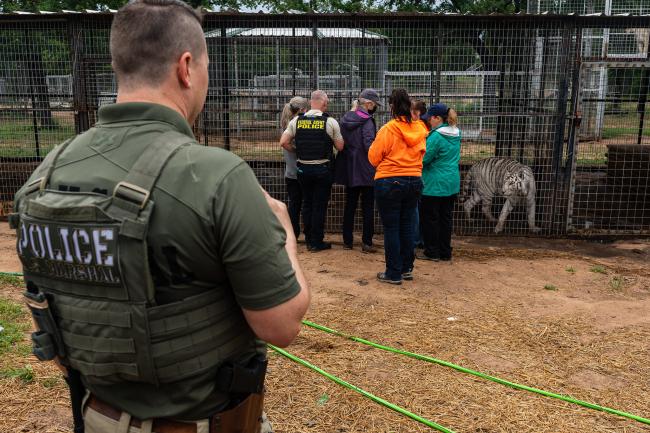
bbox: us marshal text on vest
[17,221,120,285]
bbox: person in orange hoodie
[368,89,428,284]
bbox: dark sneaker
[361,243,377,254]
[343,243,353,250]
[309,242,332,252]
[377,272,402,285]
[416,253,440,261]
[440,256,452,262]
[402,271,414,281]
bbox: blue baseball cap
[421,103,449,121]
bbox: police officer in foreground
[11,1,309,432]
[280,90,344,252]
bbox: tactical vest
[10,131,256,386]
[294,114,334,162]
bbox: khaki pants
[83,395,274,433]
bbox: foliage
[0,298,30,357]
[0,0,527,13]
[590,265,607,274]
[1,365,35,383]
[1,0,126,12]
[609,275,624,291]
[543,284,558,291]
[0,273,23,286]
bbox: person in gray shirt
[280,96,310,238]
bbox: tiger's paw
[494,225,504,234]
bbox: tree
[0,0,527,13]
[1,1,125,12]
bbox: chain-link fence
[1,12,649,236]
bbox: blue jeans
[413,199,423,249]
[374,176,423,280]
[297,163,332,247]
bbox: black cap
[359,88,382,106]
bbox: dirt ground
[1,222,649,432]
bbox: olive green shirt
[15,102,301,420]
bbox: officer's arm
[280,118,297,152]
[280,131,295,152]
[242,288,309,348]
[329,119,345,152]
[215,168,309,349]
[241,192,309,347]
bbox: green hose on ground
[2,271,645,426]
[302,320,650,426]
[269,344,456,433]
[0,271,23,276]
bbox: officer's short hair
[311,90,328,102]
[110,0,205,88]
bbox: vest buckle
[113,181,150,209]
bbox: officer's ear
[177,51,193,89]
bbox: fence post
[67,16,89,135]
[550,23,573,235]
[433,24,442,104]
[292,26,296,97]
[637,30,650,145]
[311,20,318,90]
[495,49,507,157]
[564,24,583,234]
[22,29,40,157]
[360,26,367,90]
[219,24,231,151]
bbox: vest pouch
[24,290,65,358]
[53,294,157,386]
[31,331,56,361]
[147,290,256,383]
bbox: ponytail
[446,108,458,126]
[280,96,309,130]
[350,99,359,112]
[280,103,295,130]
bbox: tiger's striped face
[503,172,525,197]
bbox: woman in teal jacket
[417,103,460,261]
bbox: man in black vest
[281,90,344,252]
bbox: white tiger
[462,157,541,234]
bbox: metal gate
[567,23,650,235]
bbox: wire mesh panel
[437,19,574,236]
[198,15,577,236]
[529,0,650,15]
[568,20,650,235]
[1,12,649,237]
[0,18,75,215]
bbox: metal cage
[1,12,649,236]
